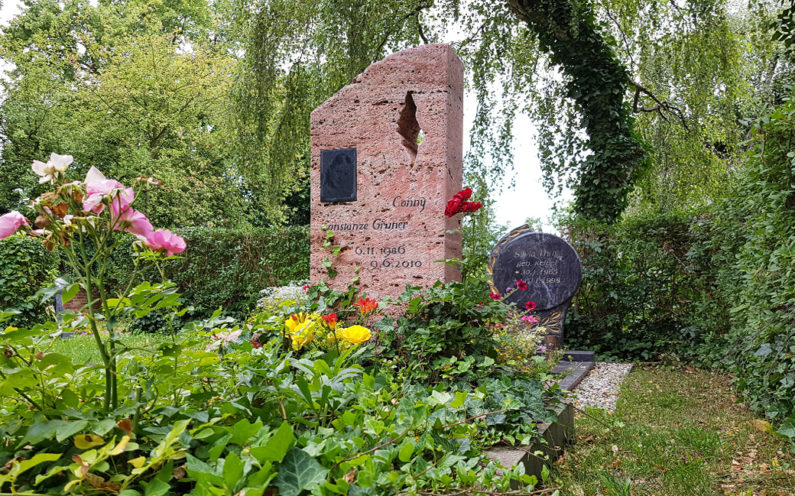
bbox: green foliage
[230,0,434,223]
[0,234,59,327]
[0,291,562,494]
[107,227,310,320]
[564,92,795,427]
[715,92,795,426]
[460,179,507,282]
[597,0,748,213]
[378,281,508,383]
[0,0,256,228]
[507,0,647,222]
[563,212,711,360]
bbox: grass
[50,332,173,363]
[553,365,795,496]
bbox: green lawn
[50,332,174,363]
[554,366,795,496]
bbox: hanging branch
[505,0,648,223]
[416,11,429,44]
[629,78,690,131]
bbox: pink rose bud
[0,211,29,239]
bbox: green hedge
[565,94,795,425]
[713,97,794,424]
[563,213,715,361]
[0,234,59,327]
[105,226,309,320]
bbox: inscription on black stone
[489,228,581,313]
[321,148,357,203]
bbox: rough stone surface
[484,402,574,487]
[570,362,634,413]
[310,44,464,302]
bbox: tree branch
[603,6,636,71]
[374,1,433,55]
[416,11,429,44]
[629,78,689,130]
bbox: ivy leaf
[274,448,328,496]
[251,421,294,464]
[776,415,795,440]
[428,390,452,406]
[397,439,415,463]
[223,451,244,491]
[753,344,772,357]
[450,391,468,409]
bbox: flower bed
[0,164,564,494]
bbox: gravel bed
[570,362,633,413]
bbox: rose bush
[0,153,186,412]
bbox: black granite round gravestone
[488,227,581,312]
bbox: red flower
[444,197,462,217]
[460,201,483,213]
[355,298,378,314]
[250,341,261,349]
[515,280,528,291]
[489,291,501,300]
[444,187,482,217]
[321,313,338,328]
[302,284,311,293]
[525,300,536,311]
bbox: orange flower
[355,298,378,314]
[321,313,338,329]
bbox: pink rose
[82,166,134,214]
[0,211,29,239]
[145,229,186,256]
[114,209,153,237]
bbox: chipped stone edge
[484,402,574,488]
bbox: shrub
[563,212,712,360]
[103,226,309,322]
[0,234,58,327]
[712,96,795,426]
[562,93,795,431]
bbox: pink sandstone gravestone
[310,44,464,302]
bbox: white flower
[84,166,106,183]
[31,153,73,184]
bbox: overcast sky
[0,1,568,231]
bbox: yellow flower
[285,313,318,350]
[338,325,371,345]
